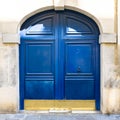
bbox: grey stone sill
[2,33,20,44]
[99,33,117,44]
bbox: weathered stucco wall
[0,0,119,113]
[100,43,120,113]
[0,33,18,113]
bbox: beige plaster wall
[118,0,120,43]
[0,0,115,34]
[100,43,120,113]
[0,35,19,113]
[0,0,119,113]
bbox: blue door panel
[63,11,99,36]
[65,17,92,34]
[25,81,54,99]
[65,80,94,99]
[26,18,53,35]
[65,43,93,74]
[26,42,54,74]
[24,41,55,99]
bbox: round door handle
[77,66,81,72]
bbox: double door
[20,10,100,110]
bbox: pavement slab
[0,113,120,120]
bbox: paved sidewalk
[0,112,120,120]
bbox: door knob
[77,66,81,72]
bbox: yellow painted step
[24,100,95,111]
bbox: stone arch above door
[18,6,103,35]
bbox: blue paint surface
[20,10,100,110]
[65,80,95,99]
[25,81,54,99]
[26,43,54,73]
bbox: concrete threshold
[19,110,101,114]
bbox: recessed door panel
[65,42,95,99]
[26,43,54,74]
[65,80,94,99]
[24,42,55,99]
[65,43,93,74]
[66,17,92,34]
[25,81,54,99]
[26,18,54,35]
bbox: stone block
[2,33,20,43]
[54,0,64,10]
[99,34,116,43]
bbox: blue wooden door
[20,10,100,110]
